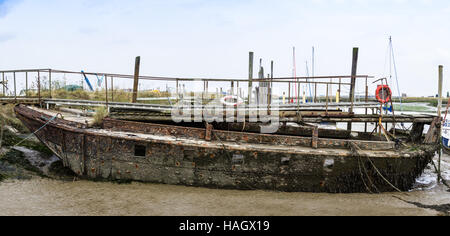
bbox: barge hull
[14,105,437,193]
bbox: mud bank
[0,128,75,181]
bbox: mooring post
[105,75,109,109]
[176,79,179,101]
[25,72,28,97]
[314,82,317,103]
[365,77,368,133]
[13,72,16,103]
[338,77,342,103]
[111,76,114,102]
[49,69,52,99]
[248,52,254,105]
[326,82,329,114]
[270,60,274,105]
[38,71,41,105]
[206,81,209,100]
[347,47,359,131]
[438,65,443,183]
[1,72,4,96]
[132,56,141,103]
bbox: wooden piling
[38,71,41,105]
[25,72,28,97]
[347,47,359,131]
[314,83,317,103]
[13,72,16,103]
[176,79,179,101]
[326,83,329,114]
[132,56,141,103]
[248,52,254,105]
[438,65,443,183]
[270,60,274,105]
[365,77,368,132]
[1,72,4,96]
[111,77,114,102]
[105,75,109,108]
[49,69,52,99]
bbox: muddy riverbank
[0,105,449,216]
[0,145,448,216]
[0,173,448,216]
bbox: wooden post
[248,52,254,105]
[347,47,359,131]
[38,71,41,105]
[25,72,28,97]
[338,77,341,102]
[105,75,109,108]
[365,77,368,132]
[231,81,235,96]
[314,83,317,103]
[176,79,179,101]
[13,72,16,103]
[206,81,209,100]
[288,82,291,104]
[49,69,52,98]
[1,72,4,96]
[111,77,114,102]
[270,60,274,105]
[438,65,443,183]
[132,56,141,103]
[326,83,329,114]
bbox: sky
[0,0,449,96]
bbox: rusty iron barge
[1,57,442,193]
[14,104,440,193]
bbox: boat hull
[14,105,438,193]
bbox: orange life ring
[375,85,392,104]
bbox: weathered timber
[14,105,439,193]
[132,56,141,103]
[347,47,359,131]
[410,122,425,143]
[215,122,351,139]
[424,117,440,144]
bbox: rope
[12,114,59,147]
[357,155,375,193]
[390,37,403,112]
[365,156,404,194]
[431,159,450,189]
[350,141,406,194]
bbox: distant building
[402,93,407,98]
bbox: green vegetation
[0,105,29,134]
[93,106,109,127]
[393,97,449,107]
[27,89,172,104]
[393,104,432,112]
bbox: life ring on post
[221,95,244,106]
[375,85,392,104]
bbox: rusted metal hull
[14,105,438,193]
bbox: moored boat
[14,104,440,193]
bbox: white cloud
[0,0,449,96]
